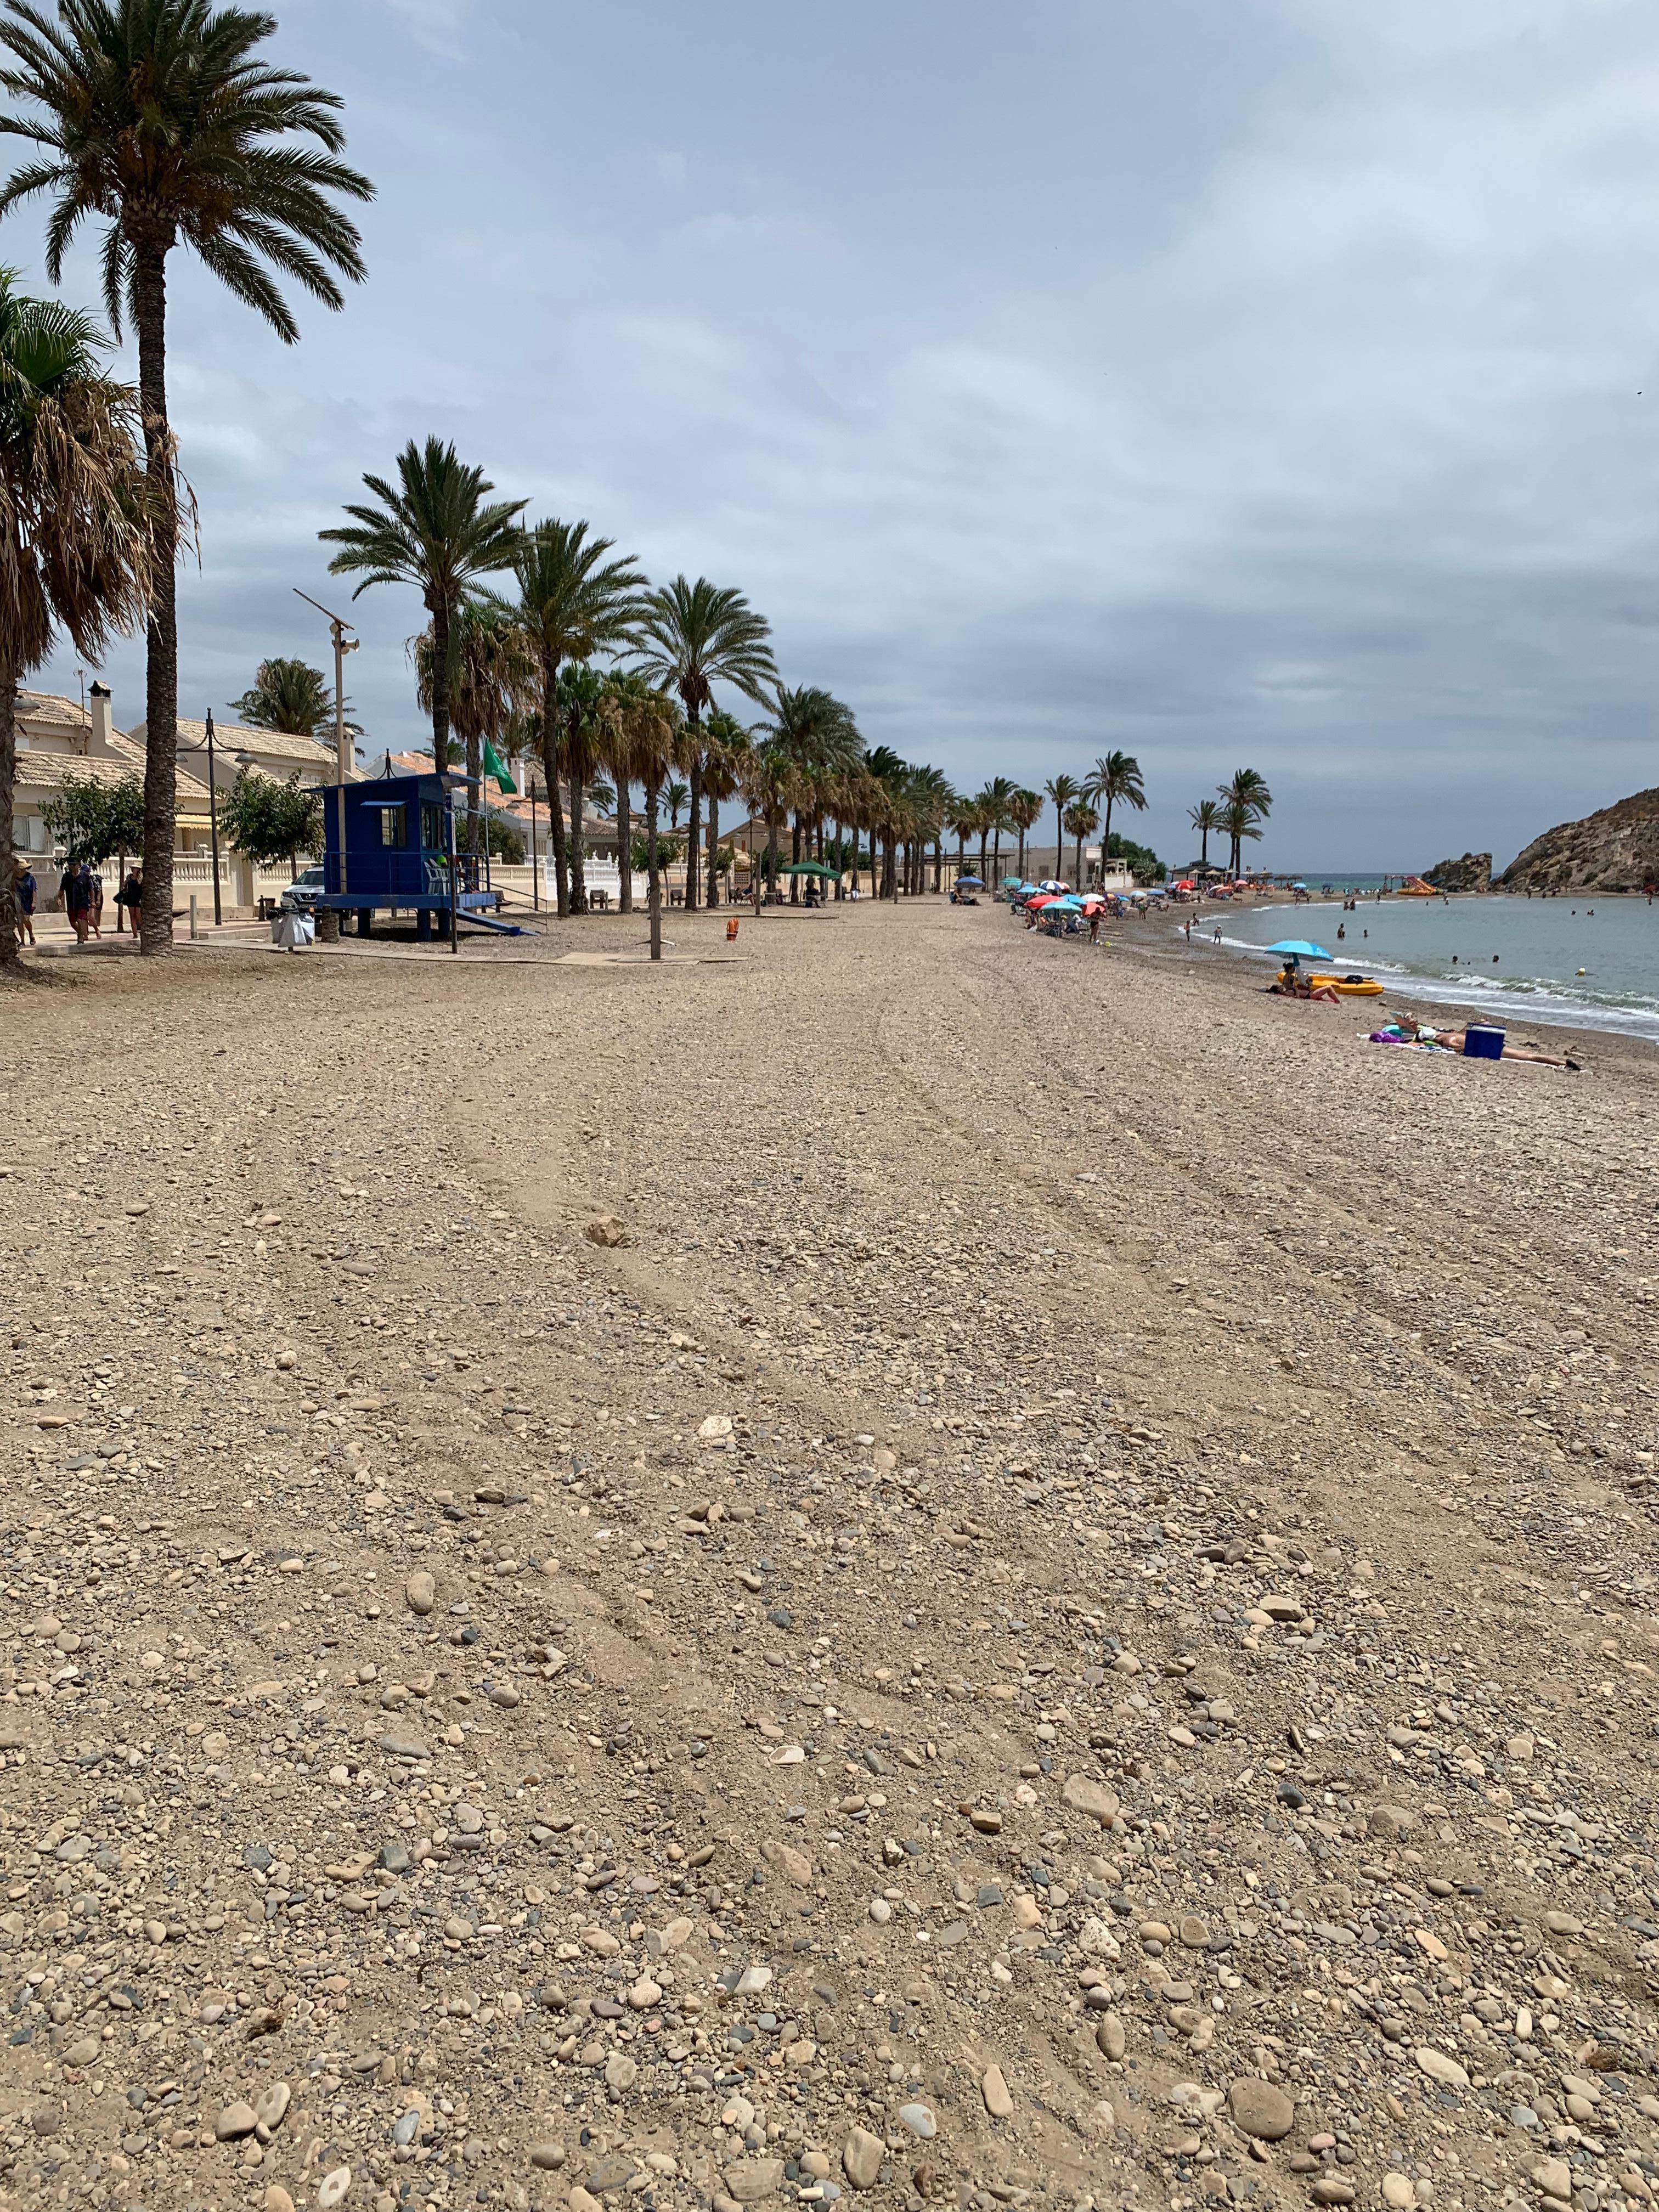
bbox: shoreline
[1106,902,1659,1068]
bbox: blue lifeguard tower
[317,770,516,946]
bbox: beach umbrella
[1265,938,1333,960]
[1025,891,1060,909]
[1037,878,1069,893]
[777,860,839,878]
[956,874,984,887]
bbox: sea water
[1203,891,1659,1042]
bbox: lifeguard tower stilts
[315,770,518,949]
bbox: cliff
[1423,852,1491,892]
[1499,787,1659,893]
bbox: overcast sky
[12,0,1659,870]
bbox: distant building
[9,685,214,860]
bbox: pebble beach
[1,899,1655,2212]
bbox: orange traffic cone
[726,917,740,942]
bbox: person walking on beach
[86,865,104,938]
[65,860,94,944]
[116,864,143,943]
[13,860,36,946]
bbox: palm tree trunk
[685,734,702,912]
[539,653,568,917]
[1053,801,1064,883]
[978,826,988,881]
[1103,797,1114,884]
[465,730,481,874]
[133,234,178,956]
[569,766,588,913]
[615,768,633,912]
[706,789,720,907]
[991,824,1001,884]
[0,667,16,969]
[645,776,662,960]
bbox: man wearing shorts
[13,861,36,946]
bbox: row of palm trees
[1188,770,1274,878]
[941,752,1150,892]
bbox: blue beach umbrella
[1266,938,1332,961]
[957,874,984,888]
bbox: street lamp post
[176,724,255,927]
[205,710,223,926]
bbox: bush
[630,830,683,873]
[456,812,524,864]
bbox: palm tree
[947,796,978,888]
[413,597,532,856]
[978,775,1014,888]
[1008,787,1041,883]
[1220,797,1263,878]
[1088,750,1147,870]
[664,777,689,830]
[230,656,344,740]
[1043,772,1080,883]
[1064,799,1098,889]
[765,684,862,900]
[1218,768,1273,876]
[739,736,795,904]
[0,274,154,968]
[555,661,609,910]
[599,671,677,957]
[323,437,522,794]
[506,518,646,916]
[634,576,776,914]
[1188,797,1222,870]
[698,708,752,904]
[0,0,373,953]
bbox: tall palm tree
[664,777,689,830]
[1064,799,1098,889]
[1043,772,1080,883]
[600,672,678,957]
[1220,797,1263,878]
[978,775,1014,888]
[506,518,646,916]
[1087,750,1147,868]
[0,274,154,968]
[740,736,795,904]
[699,707,751,905]
[556,661,609,910]
[230,656,344,739]
[1008,787,1041,883]
[0,0,373,953]
[765,683,862,901]
[1188,797,1222,870]
[1218,768,1273,877]
[634,576,776,915]
[947,795,978,888]
[323,437,522,786]
[414,598,532,855]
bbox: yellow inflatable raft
[1310,974,1384,996]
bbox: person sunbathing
[1383,1018,1581,1069]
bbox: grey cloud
[16,0,1658,870]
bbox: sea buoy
[1577,967,1587,975]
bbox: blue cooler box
[1464,1024,1505,1059]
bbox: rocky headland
[1421,854,1491,893]
[1499,788,1659,893]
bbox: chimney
[88,681,113,756]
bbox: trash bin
[1463,1024,1505,1059]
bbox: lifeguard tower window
[421,801,445,851]
[375,805,408,848]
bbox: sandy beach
[2,901,1656,2212]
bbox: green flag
[482,738,515,794]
